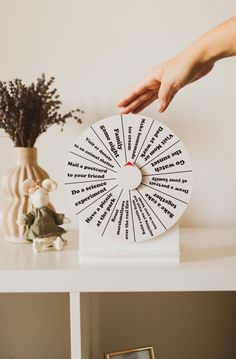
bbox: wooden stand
[79,222,180,264]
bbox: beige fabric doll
[17,179,70,253]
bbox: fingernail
[157,99,163,111]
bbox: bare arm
[117,16,236,113]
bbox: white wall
[0,0,236,227]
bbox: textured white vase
[0,147,49,243]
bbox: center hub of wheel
[117,162,142,190]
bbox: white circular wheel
[64,114,193,242]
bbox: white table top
[0,227,236,292]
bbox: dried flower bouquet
[0,73,83,147]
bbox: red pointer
[124,161,134,166]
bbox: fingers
[117,75,158,109]
[117,74,180,114]
[117,82,148,108]
[157,92,175,112]
[120,89,157,114]
[132,93,159,114]
[157,81,179,112]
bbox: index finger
[117,78,151,108]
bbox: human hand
[117,52,214,113]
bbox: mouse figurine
[17,178,70,253]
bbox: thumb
[157,81,178,112]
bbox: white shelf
[0,227,236,292]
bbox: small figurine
[17,178,70,253]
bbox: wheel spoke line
[139,139,180,169]
[121,114,127,163]
[90,126,121,168]
[101,189,123,237]
[141,182,188,204]
[129,190,136,242]
[142,170,193,176]
[65,178,117,185]
[70,151,117,174]
[134,119,154,164]
[76,184,119,215]
[136,188,167,230]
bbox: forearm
[117,16,236,114]
[183,16,236,65]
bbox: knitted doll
[17,178,70,253]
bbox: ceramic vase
[0,147,49,243]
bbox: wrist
[181,39,216,70]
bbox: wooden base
[79,222,180,264]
